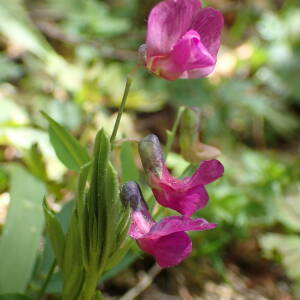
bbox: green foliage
[0,295,32,300]
[83,130,130,273]
[41,112,90,172]
[0,165,46,294]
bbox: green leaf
[120,142,139,183]
[0,165,46,294]
[86,129,110,267]
[43,199,65,269]
[104,240,133,272]
[62,213,84,300]
[0,294,32,300]
[100,162,119,269]
[41,111,90,172]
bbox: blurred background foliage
[0,0,299,299]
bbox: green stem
[36,260,56,300]
[110,76,133,145]
[79,270,100,300]
[164,106,185,158]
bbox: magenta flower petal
[129,211,154,239]
[146,216,217,239]
[152,173,210,216]
[192,7,224,58]
[151,30,215,80]
[139,232,192,268]
[146,0,201,57]
[151,161,223,216]
[187,159,224,186]
[144,0,224,80]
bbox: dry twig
[120,263,162,300]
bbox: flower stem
[110,76,133,146]
[36,260,56,300]
[164,106,185,158]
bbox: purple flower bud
[120,181,149,215]
[138,134,164,177]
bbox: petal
[129,211,154,239]
[139,232,192,267]
[192,7,224,58]
[180,65,215,78]
[146,216,217,238]
[152,232,192,267]
[150,29,216,80]
[146,0,201,57]
[153,184,209,216]
[188,159,224,186]
[176,185,209,215]
[171,30,215,70]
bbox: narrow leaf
[41,111,90,172]
[0,165,46,294]
[100,162,119,270]
[43,199,65,269]
[62,213,84,300]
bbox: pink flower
[120,181,216,267]
[139,135,224,217]
[143,0,224,80]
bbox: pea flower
[142,0,224,80]
[139,134,224,217]
[120,181,216,267]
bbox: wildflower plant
[41,0,224,298]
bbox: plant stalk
[110,76,133,146]
[79,270,100,300]
[164,106,185,158]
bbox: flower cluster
[121,0,224,268]
[121,135,224,267]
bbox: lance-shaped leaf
[41,111,90,172]
[62,213,84,300]
[99,162,120,270]
[77,162,92,268]
[86,129,110,265]
[0,165,46,294]
[43,198,65,269]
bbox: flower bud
[179,107,201,152]
[179,107,221,163]
[138,134,164,177]
[120,181,148,213]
